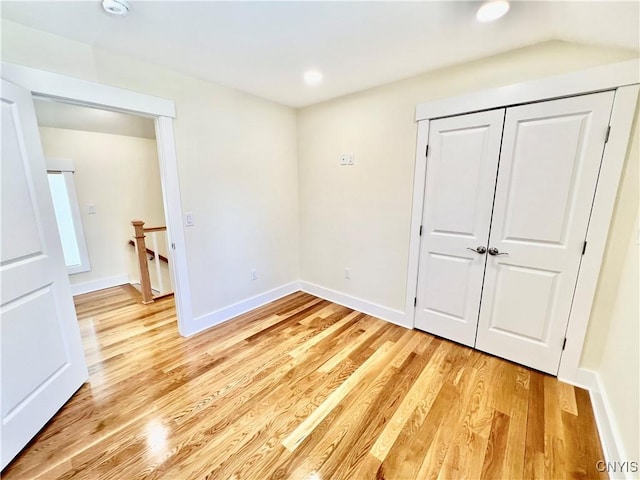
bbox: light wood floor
[3,287,606,479]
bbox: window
[46,159,91,274]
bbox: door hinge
[605,125,611,143]
[171,242,176,250]
[419,225,423,236]
[425,144,429,157]
[562,337,567,351]
[414,297,417,307]
[582,241,587,255]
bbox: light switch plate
[184,212,194,226]
[340,153,354,166]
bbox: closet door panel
[476,91,615,374]
[414,109,504,347]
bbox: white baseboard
[184,281,301,336]
[184,280,410,337]
[577,368,634,480]
[70,274,129,296]
[299,281,410,328]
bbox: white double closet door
[414,91,614,375]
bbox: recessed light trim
[303,70,323,86]
[101,0,130,17]
[476,0,510,22]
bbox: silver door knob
[467,246,487,254]
[488,247,509,256]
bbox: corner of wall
[299,281,410,329]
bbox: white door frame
[406,59,639,385]
[1,62,193,336]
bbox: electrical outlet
[87,204,96,215]
[251,269,258,281]
[344,267,351,279]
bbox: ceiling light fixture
[303,70,323,86]
[101,0,130,17]
[476,0,510,22]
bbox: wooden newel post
[132,220,154,304]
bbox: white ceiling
[34,98,156,139]
[2,1,639,107]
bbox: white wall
[39,127,166,291]
[297,40,637,313]
[2,19,300,322]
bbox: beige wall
[2,20,300,319]
[297,40,636,312]
[39,127,166,289]
[4,17,639,458]
[596,213,639,460]
[581,106,639,461]
[297,40,638,460]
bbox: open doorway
[34,99,174,303]
[1,66,193,467]
[2,62,193,336]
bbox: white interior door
[475,91,615,374]
[414,109,504,347]
[1,79,88,468]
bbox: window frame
[46,158,91,275]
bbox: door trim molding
[407,60,639,384]
[405,121,430,329]
[1,62,175,117]
[415,59,639,121]
[557,84,639,382]
[1,62,194,337]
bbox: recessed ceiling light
[303,70,323,86]
[101,0,130,17]
[476,0,510,22]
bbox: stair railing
[131,220,171,304]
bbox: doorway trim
[407,59,639,384]
[2,62,193,336]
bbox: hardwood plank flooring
[2,286,607,479]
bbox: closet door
[414,109,504,347]
[475,91,615,374]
